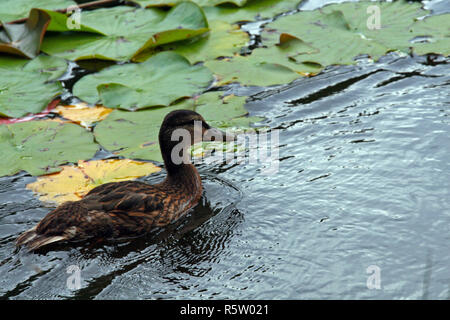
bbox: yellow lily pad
[27,159,161,205]
[53,103,113,128]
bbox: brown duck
[16,110,233,251]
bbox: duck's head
[159,110,234,172]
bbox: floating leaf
[0,0,75,23]
[134,20,249,63]
[53,103,113,128]
[0,9,50,58]
[262,0,449,70]
[409,14,450,56]
[0,55,65,118]
[133,0,302,22]
[22,54,68,81]
[262,9,383,68]
[41,2,209,61]
[173,91,263,127]
[73,51,213,109]
[94,92,260,162]
[131,0,249,7]
[42,9,105,33]
[210,1,448,86]
[190,140,243,158]
[205,56,300,86]
[0,120,98,176]
[203,24,324,86]
[203,0,302,22]
[318,1,449,56]
[94,106,181,163]
[247,35,323,75]
[26,159,161,204]
[206,34,322,86]
[0,98,61,125]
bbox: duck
[16,110,234,251]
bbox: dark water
[1,2,450,300]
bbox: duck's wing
[85,180,156,197]
[17,181,168,251]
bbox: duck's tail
[16,226,66,252]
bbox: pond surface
[1,2,449,300]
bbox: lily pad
[211,1,448,86]
[409,14,450,56]
[53,103,113,128]
[41,2,209,61]
[262,1,449,69]
[42,9,105,33]
[94,92,260,162]
[238,34,323,76]
[134,0,302,22]
[0,120,98,176]
[26,159,161,204]
[134,20,249,63]
[94,106,181,163]
[0,9,50,58]
[205,56,300,87]
[173,91,262,127]
[0,55,65,118]
[0,0,75,23]
[22,53,69,81]
[132,0,249,6]
[203,0,302,22]
[72,51,213,110]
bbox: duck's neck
[165,163,202,195]
[159,132,202,196]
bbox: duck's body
[17,168,202,251]
[17,110,231,251]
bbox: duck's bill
[203,127,235,142]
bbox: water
[1,3,449,300]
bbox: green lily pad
[205,56,300,87]
[41,2,209,61]
[42,9,105,33]
[94,92,259,162]
[134,20,249,63]
[210,0,448,86]
[0,55,65,118]
[132,0,302,23]
[203,35,323,86]
[0,9,50,59]
[95,106,180,163]
[22,54,68,81]
[262,1,449,69]
[319,1,448,56]
[248,34,323,75]
[0,120,98,176]
[73,51,213,109]
[173,91,262,127]
[0,0,75,23]
[203,0,302,22]
[132,0,249,6]
[409,14,450,56]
